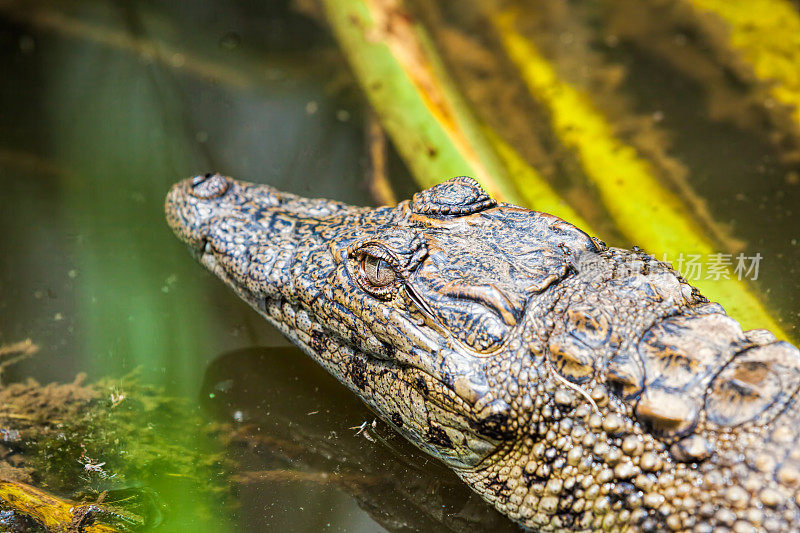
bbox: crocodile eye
[361,255,396,287]
[351,244,402,298]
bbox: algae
[0,342,233,531]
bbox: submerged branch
[321,0,524,202]
[365,111,398,206]
[0,339,38,380]
[0,479,127,533]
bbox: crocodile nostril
[190,173,230,199]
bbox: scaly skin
[166,174,800,532]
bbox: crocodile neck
[166,174,800,531]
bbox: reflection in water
[201,346,517,532]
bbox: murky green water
[0,1,798,531]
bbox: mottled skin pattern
[166,174,800,532]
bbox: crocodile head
[167,174,800,531]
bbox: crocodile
[166,173,800,532]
